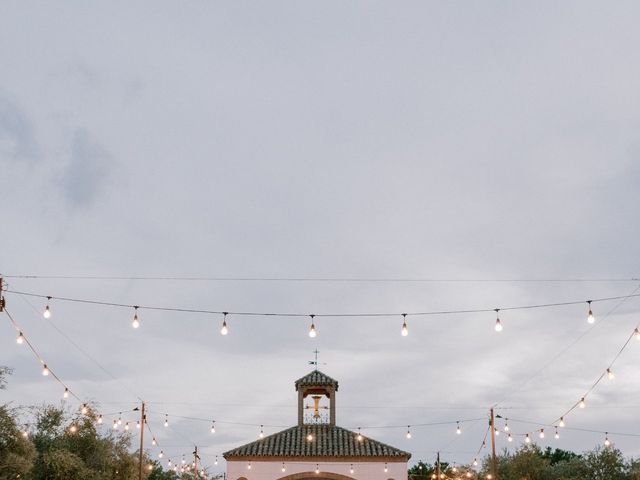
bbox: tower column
[298,388,304,426]
[329,387,336,426]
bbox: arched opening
[277,472,356,480]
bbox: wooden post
[436,451,441,479]
[138,402,145,480]
[490,408,497,479]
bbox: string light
[42,364,49,376]
[579,397,586,409]
[315,465,320,474]
[539,429,545,439]
[494,309,503,332]
[63,387,69,399]
[357,428,363,442]
[152,437,157,446]
[406,426,412,439]
[158,450,164,458]
[112,420,118,429]
[384,463,388,473]
[559,417,566,428]
[259,425,264,439]
[164,414,169,427]
[124,422,129,431]
[136,420,140,429]
[554,427,559,440]
[587,301,595,324]
[117,417,122,425]
[504,420,509,432]
[525,433,531,443]
[473,459,478,467]
[214,456,218,466]
[16,331,24,344]
[607,368,615,380]
[281,463,286,473]
[132,306,140,329]
[456,422,462,435]
[495,428,500,436]
[401,313,408,336]
[43,297,52,318]
[307,433,314,442]
[81,404,88,415]
[309,314,317,338]
[168,459,172,467]
[604,433,611,447]
[211,421,216,434]
[350,464,355,474]
[507,433,513,442]
[221,312,229,335]
[97,415,103,424]
[247,462,252,470]
[69,424,77,433]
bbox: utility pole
[490,407,497,479]
[436,451,441,479]
[138,402,145,480]
[193,445,199,477]
[0,277,5,312]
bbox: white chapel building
[224,370,410,480]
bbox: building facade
[224,370,410,480]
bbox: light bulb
[525,434,531,443]
[164,415,169,427]
[168,459,172,466]
[16,332,24,345]
[81,404,88,415]
[384,463,388,473]
[124,422,129,431]
[604,435,611,447]
[635,328,640,340]
[607,368,615,380]
[43,298,52,319]
[247,462,251,470]
[221,313,229,335]
[350,465,354,474]
[554,428,559,440]
[495,428,500,436]
[494,309,503,332]
[63,388,69,399]
[42,364,49,376]
[467,473,472,478]
[307,433,313,442]
[118,417,122,425]
[282,463,286,473]
[158,451,164,458]
[456,422,461,435]
[401,314,408,336]
[97,415,103,424]
[507,433,513,442]
[259,426,264,439]
[22,430,28,438]
[587,301,595,324]
[214,456,218,466]
[211,422,216,434]
[315,465,320,474]
[152,437,156,446]
[136,421,140,429]
[504,422,509,432]
[559,417,566,428]
[406,426,412,439]
[112,420,118,429]
[132,307,140,329]
[357,429,363,442]
[473,459,478,467]
[69,424,77,433]
[539,429,545,439]
[579,397,586,409]
[309,315,317,338]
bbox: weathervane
[308,349,326,370]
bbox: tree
[0,405,36,479]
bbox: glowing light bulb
[16,332,24,345]
[221,313,229,335]
[579,397,586,409]
[357,428,363,442]
[495,428,500,436]
[282,463,286,473]
[136,420,140,429]
[164,415,169,427]
[42,364,49,376]
[124,422,129,431]
[384,463,388,473]
[507,433,513,442]
[456,422,462,435]
[467,473,472,478]
[132,306,140,329]
[69,424,77,433]
[307,433,313,442]
[168,459,172,466]
[118,417,122,425]
[97,415,103,424]
[43,298,52,319]
[559,417,566,428]
[607,368,615,380]
[587,301,595,324]
[259,425,264,439]
[315,465,320,474]
[554,428,559,440]
[504,421,509,432]
[214,456,218,466]
[350,465,354,474]
[112,420,118,429]
[152,437,156,446]
[406,426,412,439]
[158,451,164,459]
[401,314,408,336]
[494,309,503,332]
[604,434,610,447]
[247,462,252,470]
[635,328,640,340]
[81,404,89,415]
[309,315,317,338]
[211,422,216,434]
[539,429,545,439]
[473,459,478,467]
[525,434,531,443]
[63,388,69,399]
[22,430,28,438]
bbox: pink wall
[227,459,407,480]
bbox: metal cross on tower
[308,349,326,370]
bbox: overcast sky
[2,0,640,474]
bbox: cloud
[0,92,39,163]
[59,129,115,208]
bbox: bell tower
[295,370,339,426]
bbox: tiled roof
[295,370,339,391]
[223,424,410,460]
